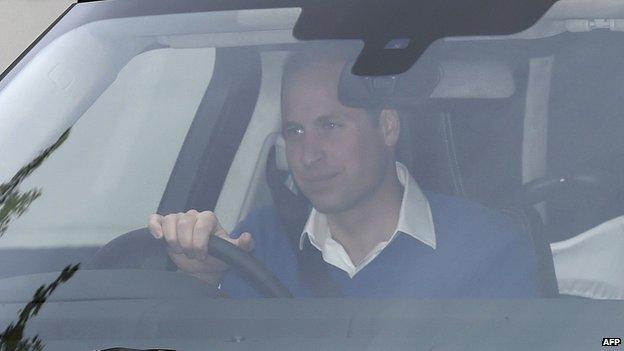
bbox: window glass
[0,47,215,276]
[1,4,624,304]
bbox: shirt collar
[299,162,437,251]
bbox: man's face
[281,59,390,214]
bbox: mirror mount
[294,0,557,76]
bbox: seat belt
[266,147,344,297]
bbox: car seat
[394,101,559,297]
[551,215,624,299]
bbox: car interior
[2,3,624,300]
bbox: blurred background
[0,0,74,73]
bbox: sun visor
[431,60,515,99]
[338,59,515,109]
[338,60,437,109]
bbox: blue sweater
[222,192,540,298]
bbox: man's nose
[301,134,324,167]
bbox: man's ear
[379,109,400,147]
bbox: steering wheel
[85,228,293,298]
[507,171,624,242]
[509,173,614,208]
[206,235,292,297]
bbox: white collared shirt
[298,162,436,278]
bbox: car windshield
[1,1,624,350]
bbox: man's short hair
[281,43,381,126]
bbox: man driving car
[148,46,540,298]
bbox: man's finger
[192,211,219,260]
[178,212,198,258]
[148,214,164,239]
[162,214,183,254]
[234,232,254,252]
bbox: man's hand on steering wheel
[148,210,254,287]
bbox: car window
[0,0,624,349]
[2,3,624,349]
[0,47,216,277]
[0,2,619,291]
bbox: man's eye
[322,120,340,129]
[284,126,304,137]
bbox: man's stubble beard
[300,157,391,216]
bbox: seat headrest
[338,59,515,109]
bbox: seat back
[398,107,558,296]
[551,216,624,299]
[545,32,624,242]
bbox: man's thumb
[235,232,254,252]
